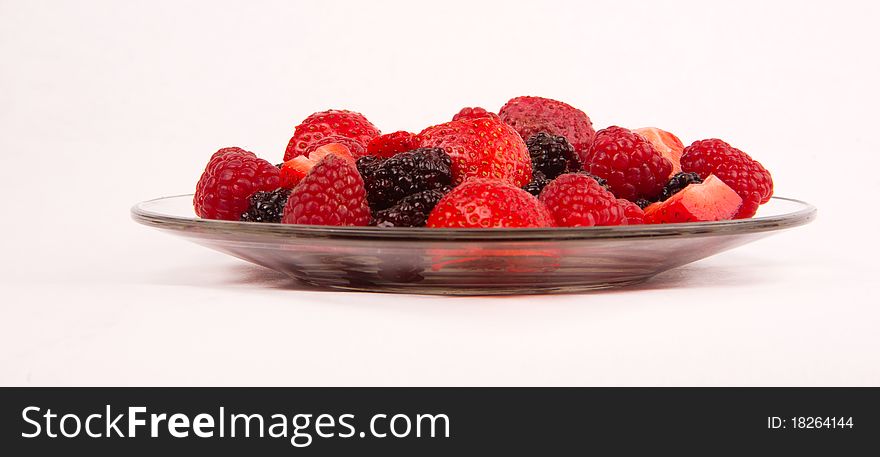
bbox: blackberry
[356,147,453,210]
[526,132,580,179]
[522,170,552,197]
[240,188,291,223]
[659,172,703,201]
[634,198,652,209]
[374,187,452,227]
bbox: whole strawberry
[452,106,499,121]
[281,153,371,226]
[498,96,596,159]
[582,126,673,202]
[283,109,380,161]
[539,173,626,227]
[194,147,281,221]
[680,139,773,219]
[366,131,419,159]
[418,117,532,187]
[427,178,554,228]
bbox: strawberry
[279,143,354,188]
[634,127,684,176]
[418,117,532,187]
[498,96,596,160]
[644,175,743,224]
[427,178,554,228]
[366,131,419,159]
[283,109,379,161]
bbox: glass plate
[131,195,816,295]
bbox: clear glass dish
[131,195,816,295]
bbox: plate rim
[131,194,816,242]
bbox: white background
[1,0,878,386]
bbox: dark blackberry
[659,172,703,201]
[356,147,453,210]
[522,171,552,197]
[240,188,291,223]
[634,198,652,209]
[526,132,580,179]
[374,187,452,227]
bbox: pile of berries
[194,96,773,228]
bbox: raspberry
[279,143,354,188]
[281,154,370,226]
[452,106,499,121]
[680,139,773,219]
[240,188,291,223]
[659,172,702,202]
[582,126,673,201]
[539,173,626,227]
[366,131,419,159]
[498,96,596,159]
[356,148,453,210]
[194,147,281,221]
[522,170,552,197]
[283,109,379,161]
[526,132,581,179]
[418,116,532,187]
[374,187,452,227]
[618,199,645,225]
[427,178,554,228]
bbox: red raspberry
[680,139,773,219]
[538,173,626,227]
[498,96,596,159]
[281,154,371,226]
[582,126,673,201]
[418,117,532,187]
[283,109,379,161]
[194,147,281,221]
[366,131,419,158]
[427,178,554,228]
[617,199,645,225]
[452,106,499,121]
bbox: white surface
[1,0,878,386]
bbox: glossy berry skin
[194,147,281,221]
[526,132,581,179]
[582,126,673,202]
[427,178,554,228]
[498,96,596,159]
[281,154,371,226]
[366,131,419,159]
[539,173,626,227]
[618,199,645,225]
[418,117,532,187]
[374,187,452,227]
[644,175,742,224]
[522,170,552,197]
[452,106,499,121]
[356,148,453,210]
[240,188,291,223]
[283,109,379,161]
[680,139,773,219]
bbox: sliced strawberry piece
[644,175,743,224]
[635,127,684,176]
[280,156,315,188]
[279,143,355,188]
